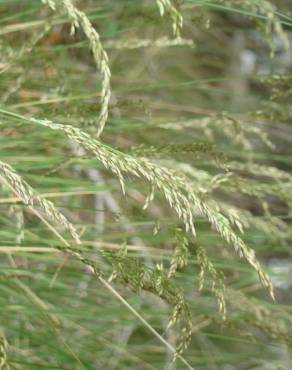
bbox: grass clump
[1,0,292,369]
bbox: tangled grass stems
[27,195,195,370]
[0,120,192,366]
[105,247,193,361]
[0,23,51,75]
[0,108,274,300]
[219,0,290,56]
[228,161,292,182]
[159,114,275,150]
[42,0,111,137]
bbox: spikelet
[197,245,227,319]
[156,0,183,37]
[168,228,190,278]
[0,334,9,370]
[42,0,56,10]
[0,160,80,244]
[143,185,155,210]
[8,205,24,244]
[169,292,192,361]
[42,0,111,137]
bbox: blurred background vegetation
[0,0,292,369]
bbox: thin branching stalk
[42,0,111,137]
[104,36,194,49]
